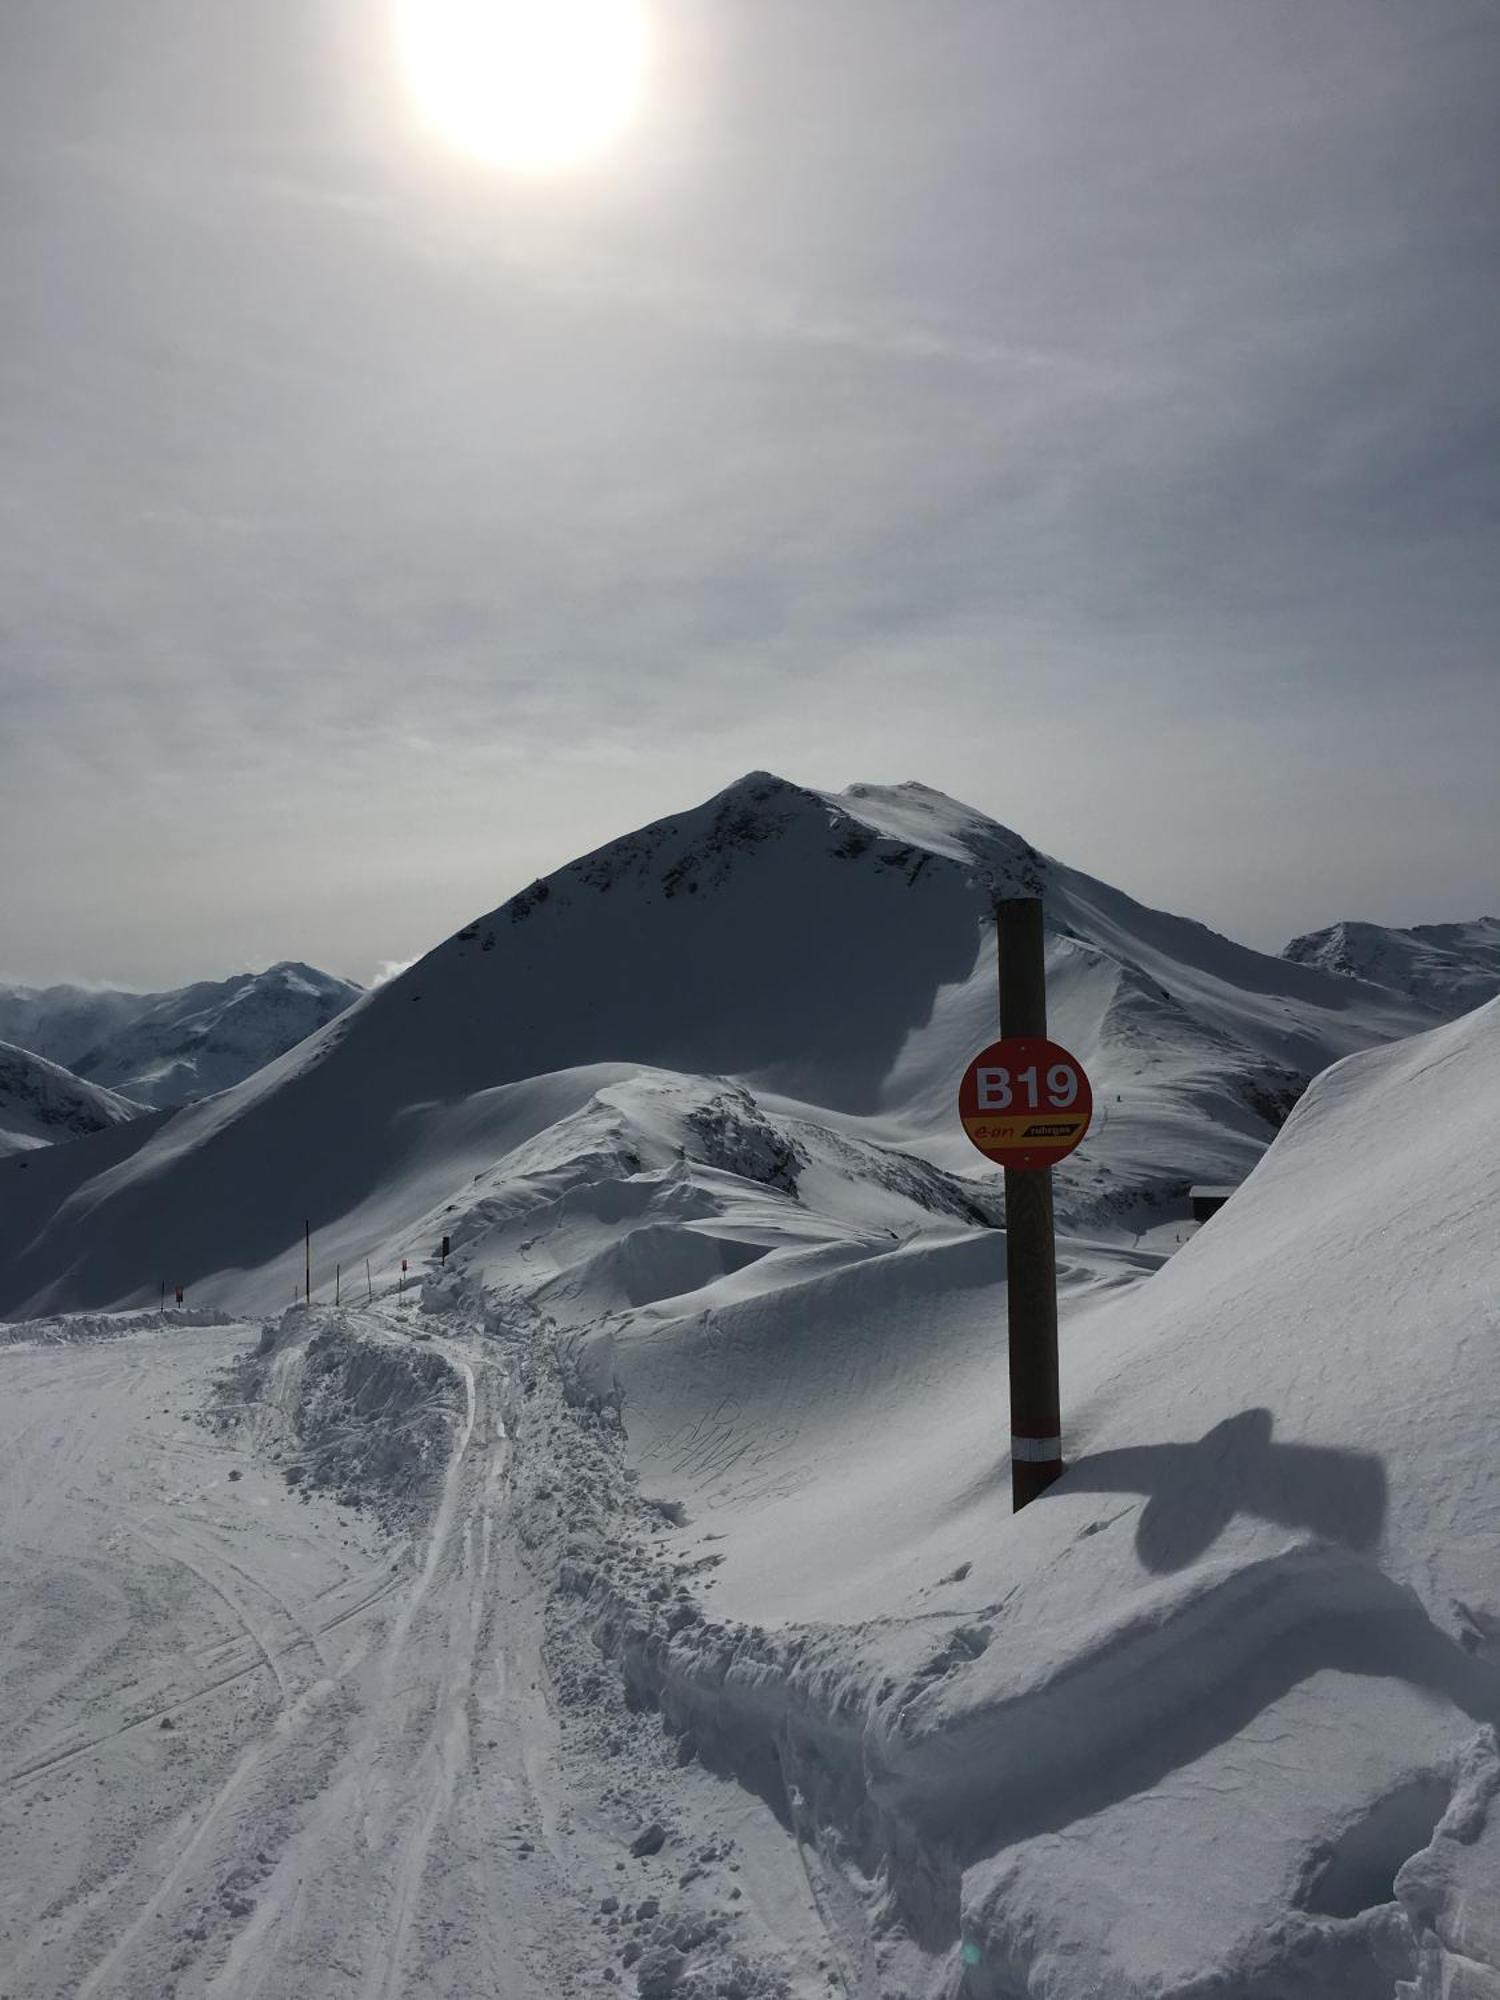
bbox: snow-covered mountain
[0,961,361,1109]
[0,985,145,1074]
[1282,914,1500,1020]
[0,772,1433,1319]
[0,1041,144,1158]
[4,773,1498,1999]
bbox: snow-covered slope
[0,1041,143,1158]
[4,1007,1494,1998]
[1283,915,1500,1021]
[575,995,1500,1997]
[0,774,1433,1320]
[0,961,360,1108]
[0,985,144,1073]
[4,777,1497,1999]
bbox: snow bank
[0,1303,241,1346]
[1397,1728,1500,1999]
[218,1307,467,1521]
[521,995,1500,1998]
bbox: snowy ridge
[1282,914,1500,1022]
[0,772,1434,1317]
[0,1038,143,1157]
[0,960,360,1109]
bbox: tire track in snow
[174,1523,337,1678]
[72,1661,364,2000]
[357,1342,483,2000]
[1,1323,391,1998]
[201,1331,557,2000]
[126,1522,296,1703]
[1,1645,317,1794]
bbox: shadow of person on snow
[1062,1407,1387,1573]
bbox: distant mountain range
[0,962,361,1111]
[1281,916,1500,1020]
[0,1041,145,1159]
[4,838,1494,1202]
[0,770,1473,1318]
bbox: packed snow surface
[0,1310,832,1999]
[0,961,360,1109]
[3,775,1498,1998]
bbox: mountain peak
[821,779,1047,895]
[1282,915,1500,1021]
[0,963,361,1111]
[262,961,363,994]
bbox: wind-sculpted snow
[527,996,1500,1998]
[1395,1728,1500,1998]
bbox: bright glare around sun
[394,0,647,174]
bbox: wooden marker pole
[996,897,1064,1510]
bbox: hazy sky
[3,0,1497,988]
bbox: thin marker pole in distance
[996,896,1065,1510]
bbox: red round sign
[958,1037,1093,1170]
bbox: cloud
[1,0,1496,984]
[370,959,420,989]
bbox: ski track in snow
[0,1314,829,1999]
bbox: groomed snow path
[0,1313,826,1999]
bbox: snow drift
[562,993,1500,1998]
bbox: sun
[393,0,647,174]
